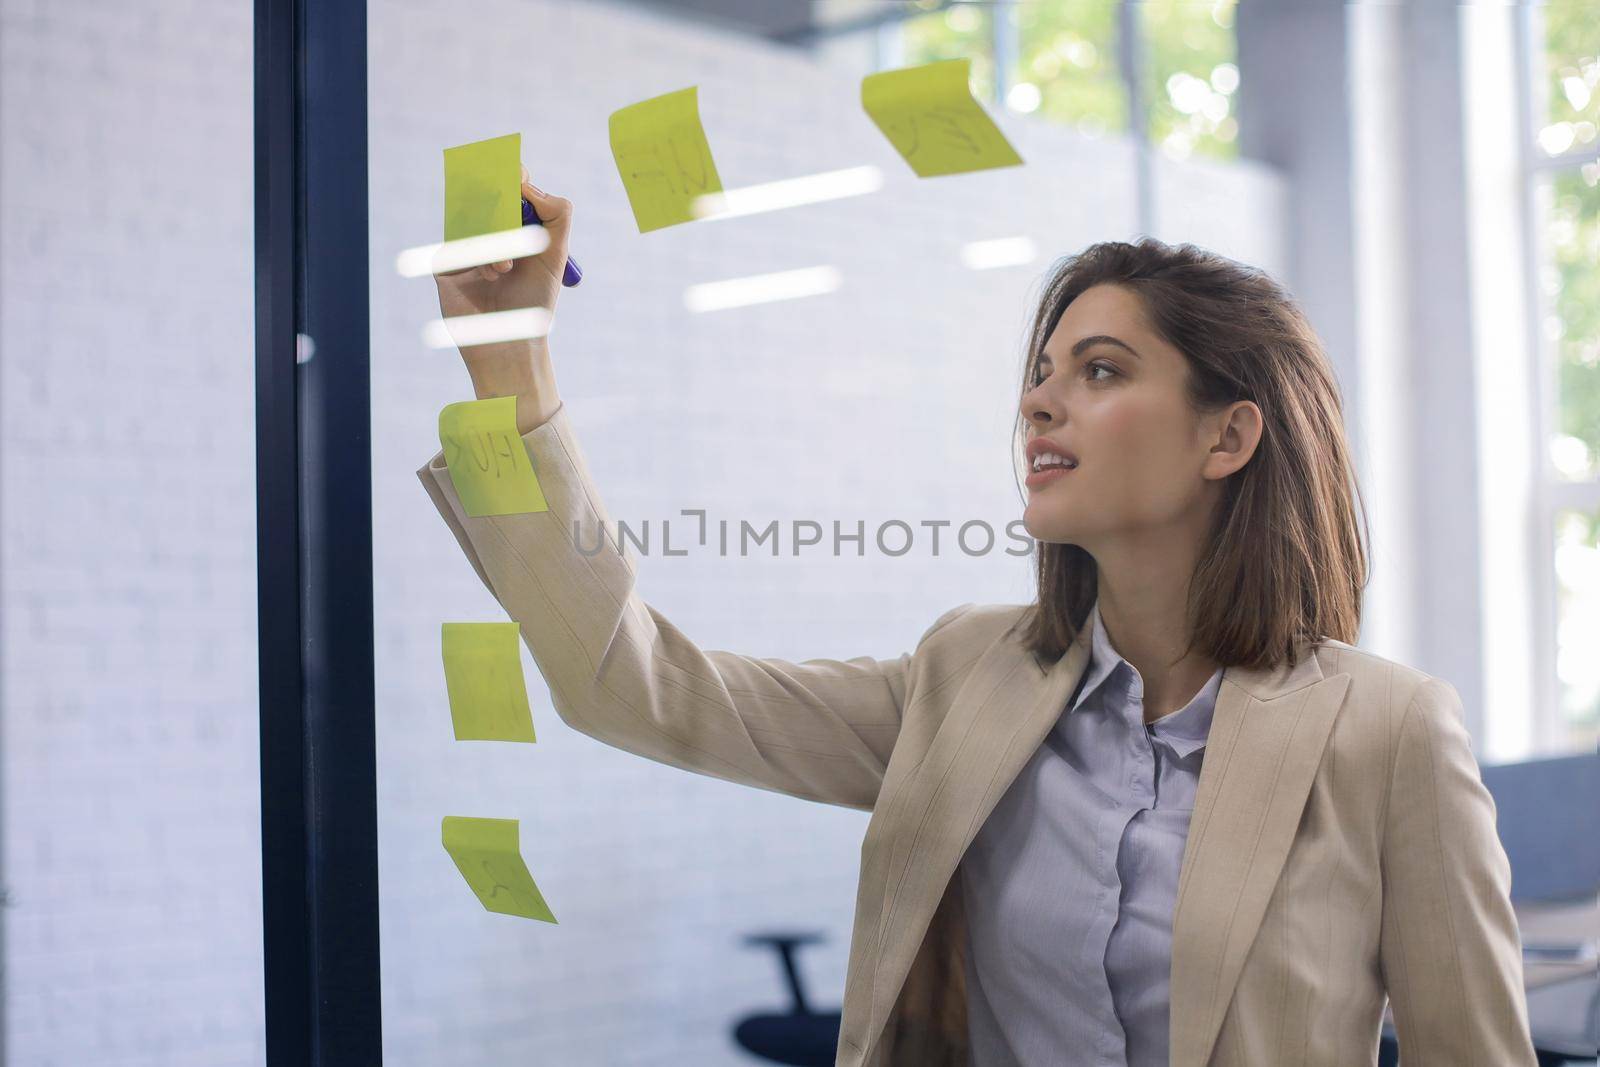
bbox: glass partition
[365,2,1282,1062]
[349,1,1596,1063]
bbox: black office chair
[731,931,841,1066]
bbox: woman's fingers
[520,162,541,221]
[521,178,571,226]
[470,260,513,281]
[522,180,545,224]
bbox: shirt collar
[1068,600,1223,759]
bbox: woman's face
[1019,283,1238,550]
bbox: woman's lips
[1026,463,1076,490]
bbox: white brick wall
[2,0,1283,1063]
[1,0,260,1063]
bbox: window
[1138,0,1239,161]
[873,0,1238,240]
[1523,0,1600,751]
[889,0,1238,158]
[901,1,999,103]
[1554,506,1600,751]
[1009,0,1126,134]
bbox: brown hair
[1010,237,1369,671]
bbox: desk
[1516,897,1599,991]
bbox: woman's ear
[1203,401,1263,480]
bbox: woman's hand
[433,165,573,321]
[433,164,570,433]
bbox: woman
[418,169,1537,1067]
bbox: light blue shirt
[959,601,1224,1067]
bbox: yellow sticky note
[861,59,1024,178]
[438,396,549,517]
[441,622,536,742]
[443,132,523,242]
[608,86,724,232]
[442,816,558,923]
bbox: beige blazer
[418,402,1537,1067]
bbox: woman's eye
[1033,361,1114,388]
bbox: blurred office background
[1,0,1595,1064]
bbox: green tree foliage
[899,0,1240,156]
[1540,1,1600,490]
[1140,0,1238,160]
[1011,0,1126,134]
[1548,171,1600,487]
[1539,0,1598,155]
[902,3,997,104]
[1541,2,1599,746]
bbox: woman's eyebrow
[1038,334,1142,364]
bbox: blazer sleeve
[1376,676,1538,1066]
[417,400,974,813]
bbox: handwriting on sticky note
[861,59,1024,178]
[443,132,524,243]
[608,86,724,232]
[442,816,558,922]
[438,396,549,517]
[441,622,537,743]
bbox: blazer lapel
[858,611,1095,1051]
[1167,649,1352,1067]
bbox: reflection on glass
[1013,0,1125,135]
[1140,0,1239,160]
[1539,170,1600,481]
[1554,508,1600,752]
[901,2,996,102]
[1538,0,1599,157]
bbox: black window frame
[254,0,382,1061]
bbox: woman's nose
[1022,390,1057,426]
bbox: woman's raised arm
[423,169,973,811]
[417,405,972,811]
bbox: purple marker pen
[522,197,583,287]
